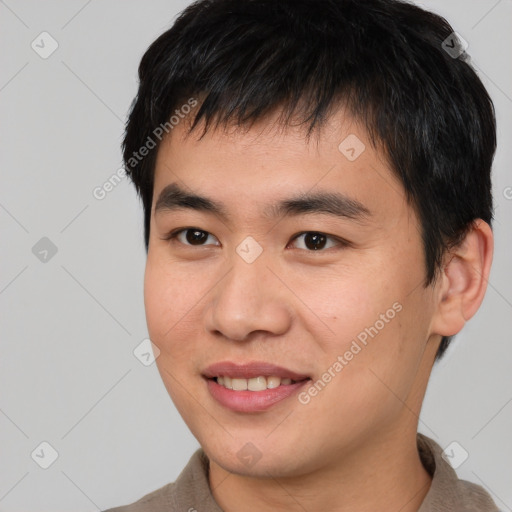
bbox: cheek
[144,259,202,412]
[300,262,429,396]
[144,260,172,339]
[143,257,200,355]
[294,265,399,352]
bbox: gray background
[0,1,511,510]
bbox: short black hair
[122,0,496,360]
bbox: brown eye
[290,232,346,251]
[303,233,327,250]
[184,229,209,245]
[165,228,220,247]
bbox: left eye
[289,232,344,251]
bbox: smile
[213,375,303,391]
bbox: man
[105,0,498,510]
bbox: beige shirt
[103,434,499,512]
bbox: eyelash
[161,227,350,252]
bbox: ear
[430,219,494,337]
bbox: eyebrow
[154,182,372,224]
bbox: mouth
[202,361,312,412]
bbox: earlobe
[430,219,494,337]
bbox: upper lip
[202,361,310,381]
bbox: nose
[204,251,293,342]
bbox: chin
[198,432,319,479]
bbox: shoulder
[101,448,219,512]
[417,434,500,512]
[102,481,175,512]
[452,479,501,512]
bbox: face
[144,111,440,478]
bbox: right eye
[163,228,221,247]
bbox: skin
[144,109,493,512]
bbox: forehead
[152,111,409,227]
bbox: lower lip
[205,378,311,413]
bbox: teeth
[215,375,301,391]
[248,376,267,391]
[231,378,248,391]
[267,376,281,389]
